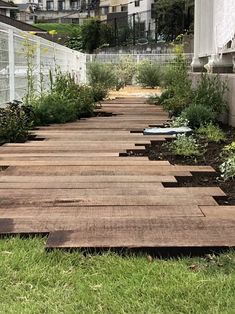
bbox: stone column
[191,0,204,72]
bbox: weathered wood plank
[45,218,235,248]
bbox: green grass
[35,23,80,35]
[0,237,235,313]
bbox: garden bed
[127,124,235,205]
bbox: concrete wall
[190,73,235,127]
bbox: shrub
[161,54,192,115]
[162,93,191,117]
[116,57,136,86]
[32,72,95,125]
[136,60,162,88]
[0,100,33,142]
[87,62,117,90]
[197,123,226,143]
[91,84,108,102]
[193,73,228,116]
[75,85,96,118]
[158,89,174,105]
[168,134,201,157]
[181,104,215,129]
[33,93,77,125]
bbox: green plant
[161,54,192,116]
[91,84,108,102]
[116,57,136,87]
[181,104,215,129]
[220,156,235,181]
[219,142,235,181]
[168,134,201,157]
[197,123,226,143]
[170,116,189,127]
[0,101,33,142]
[220,142,235,159]
[32,72,95,125]
[136,60,162,88]
[33,93,77,125]
[87,62,118,90]
[193,74,228,116]
[162,93,191,116]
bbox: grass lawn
[0,237,234,314]
[35,23,80,35]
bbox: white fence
[0,22,86,106]
[86,53,193,67]
[0,21,193,107]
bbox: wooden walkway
[0,97,234,249]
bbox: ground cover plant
[0,237,235,314]
[167,134,202,157]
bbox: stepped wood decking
[0,97,234,249]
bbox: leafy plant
[220,142,235,159]
[32,72,95,125]
[193,74,228,116]
[168,134,201,157]
[220,156,235,181]
[197,123,226,143]
[170,116,189,127]
[161,54,192,115]
[181,104,215,129]
[0,100,33,142]
[91,84,108,102]
[87,62,118,90]
[116,57,136,87]
[162,93,191,117]
[136,60,162,88]
[33,93,77,125]
[220,142,235,181]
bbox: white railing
[0,22,86,106]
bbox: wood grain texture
[0,97,232,249]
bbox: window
[70,0,78,9]
[112,6,117,13]
[58,0,65,10]
[100,6,108,15]
[46,0,54,10]
[135,0,140,7]
[121,5,127,12]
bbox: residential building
[128,0,155,39]
[0,0,18,17]
[17,3,37,23]
[35,0,98,23]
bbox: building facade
[191,0,235,126]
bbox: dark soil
[126,124,235,205]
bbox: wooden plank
[0,194,217,206]
[0,205,203,219]
[200,206,235,219]
[0,187,224,197]
[0,160,170,167]
[0,175,178,183]
[45,217,235,248]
